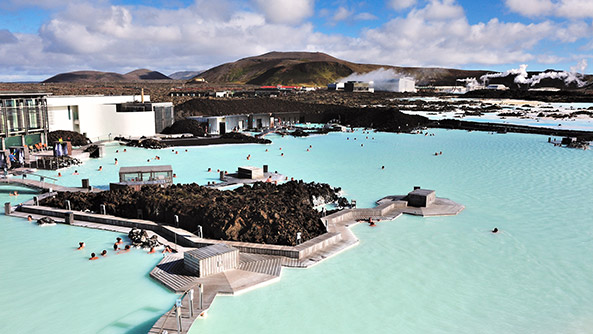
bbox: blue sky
[0,0,591,81]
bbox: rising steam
[340,68,411,92]
[480,60,588,87]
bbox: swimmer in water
[98,166,103,171]
[89,253,99,260]
[116,237,123,245]
[381,166,385,170]
[27,215,33,222]
[101,250,107,257]
[492,227,499,233]
[117,245,131,254]
[113,243,119,251]
[57,172,62,177]
[73,170,79,175]
[148,247,156,254]
[114,158,118,165]
[77,242,85,250]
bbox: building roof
[119,165,172,174]
[185,244,237,260]
[0,92,50,98]
[238,166,262,171]
[408,189,435,196]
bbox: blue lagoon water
[0,187,178,333]
[4,127,593,333]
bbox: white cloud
[253,0,314,24]
[354,12,378,20]
[0,0,589,81]
[332,7,352,22]
[556,0,593,18]
[388,0,416,10]
[506,0,593,18]
[0,29,18,44]
[505,0,554,17]
[333,1,556,67]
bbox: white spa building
[46,94,174,140]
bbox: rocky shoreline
[40,181,342,246]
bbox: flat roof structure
[111,165,174,191]
[238,166,264,179]
[119,165,173,174]
[184,244,239,278]
[407,188,436,208]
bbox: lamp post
[174,215,179,250]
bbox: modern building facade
[0,92,49,149]
[47,95,174,140]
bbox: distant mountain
[168,71,203,80]
[194,51,492,86]
[43,69,171,83]
[124,69,171,81]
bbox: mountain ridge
[43,69,172,83]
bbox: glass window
[28,107,40,129]
[6,107,19,132]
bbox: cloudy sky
[0,0,592,81]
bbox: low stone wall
[17,204,343,259]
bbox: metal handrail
[155,285,200,334]
[23,173,58,182]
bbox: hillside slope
[44,69,171,83]
[194,51,491,86]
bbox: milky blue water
[4,127,593,334]
[0,187,178,334]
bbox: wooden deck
[148,253,282,334]
[0,177,96,193]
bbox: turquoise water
[5,128,593,333]
[0,187,178,333]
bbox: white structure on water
[46,95,174,140]
[189,113,274,135]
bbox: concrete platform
[376,195,465,217]
[207,172,286,189]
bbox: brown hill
[43,69,171,83]
[124,69,171,81]
[194,51,491,86]
[43,71,128,83]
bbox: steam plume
[480,60,588,87]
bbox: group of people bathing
[78,237,174,260]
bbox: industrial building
[327,82,345,91]
[344,81,375,93]
[47,94,174,140]
[376,77,417,93]
[0,92,49,150]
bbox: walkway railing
[21,173,58,183]
[154,284,204,334]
